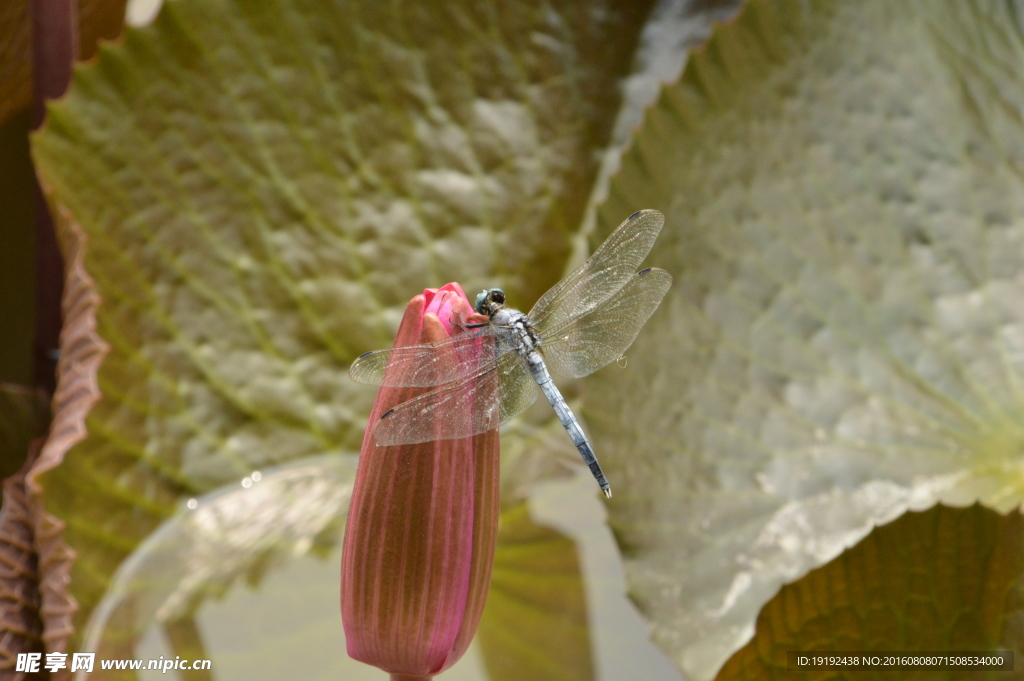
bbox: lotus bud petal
[342,283,499,681]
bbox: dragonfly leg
[448,311,490,331]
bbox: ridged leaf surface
[589,2,1024,678]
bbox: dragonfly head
[474,288,505,316]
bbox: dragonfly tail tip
[603,488,612,499]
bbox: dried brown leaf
[716,504,1024,680]
[0,441,45,680]
[0,0,32,128]
[19,203,110,677]
[0,0,127,128]
[76,0,128,62]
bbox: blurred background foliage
[2,0,1024,680]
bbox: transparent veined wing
[372,353,538,445]
[539,267,672,379]
[349,325,517,388]
[529,210,665,332]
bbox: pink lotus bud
[342,283,500,681]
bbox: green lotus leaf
[81,457,596,681]
[31,0,653,646]
[717,504,1024,680]
[80,454,357,673]
[587,1,1024,678]
[478,500,594,681]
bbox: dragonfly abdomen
[525,350,612,498]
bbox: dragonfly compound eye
[474,290,489,314]
[475,288,505,314]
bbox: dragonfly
[349,209,672,498]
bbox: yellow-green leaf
[716,504,1024,680]
[588,1,1024,679]
[31,0,653,645]
[478,501,594,681]
[82,460,599,681]
[81,454,357,672]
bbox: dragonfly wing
[349,325,510,387]
[529,210,665,331]
[497,352,540,424]
[540,267,672,379]
[372,353,537,446]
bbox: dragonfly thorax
[477,288,541,354]
[491,307,541,356]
